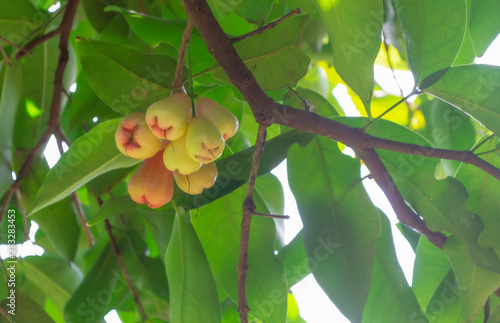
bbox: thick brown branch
[182,0,500,249]
[104,219,148,320]
[238,125,267,322]
[172,20,194,94]
[356,148,447,248]
[231,7,301,43]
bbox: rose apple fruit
[163,134,202,175]
[128,150,174,208]
[115,112,163,159]
[174,162,217,195]
[195,97,239,140]
[145,93,192,140]
[185,116,224,163]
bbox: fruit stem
[187,41,196,117]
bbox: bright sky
[5,31,499,323]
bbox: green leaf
[425,65,500,137]
[0,290,55,323]
[192,185,287,323]
[209,15,311,90]
[76,38,177,114]
[31,198,80,262]
[412,236,451,312]
[395,0,466,86]
[469,0,500,57]
[427,98,476,176]
[283,87,340,119]
[64,243,129,323]
[312,0,383,115]
[288,136,380,322]
[277,231,310,288]
[423,269,462,322]
[22,255,82,312]
[175,130,315,211]
[363,211,427,322]
[166,210,221,323]
[444,236,500,323]
[0,0,48,45]
[336,117,483,249]
[31,119,140,215]
[82,0,124,32]
[87,195,138,226]
[0,61,22,198]
[208,0,274,26]
[456,136,500,257]
[490,304,500,323]
[144,211,175,263]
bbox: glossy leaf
[31,119,141,215]
[412,236,451,312]
[363,211,427,322]
[427,98,476,176]
[166,210,221,323]
[87,195,138,226]
[423,269,462,322]
[208,0,274,26]
[31,198,80,262]
[288,136,380,322]
[425,65,500,137]
[0,290,55,323]
[396,0,466,86]
[65,243,129,322]
[22,255,82,312]
[193,184,288,323]
[469,0,500,57]
[312,0,383,115]
[144,210,175,263]
[277,231,309,288]
[76,38,177,114]
[444,236,500,322]
[210,15,311,90]
[336,117,483,249]
[456,136,500,256]
[0,61,22,198]
[0,0,47,44]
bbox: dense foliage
[1,0,500,322]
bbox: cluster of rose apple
[115,93,238,209]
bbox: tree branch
[356,148,447,248]
[104,219,148,321]
[172,20,194,94]
[231,7,301,43]
[237,124,267,322]
[0,0,79,220]
[15,29,60,59]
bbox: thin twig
[16,29,61,59]
[171,20,194,94]
[104,219,148,320]
[355,148,447,248]
[14,188,29,241]
[289,87,310,112]
[363,89,419,130]
[0,36,32,55]
[471,134,495,153]
[71,193,94,247]
[253,211,289,219]
[137,0,147,14]
[237,125,267,322]
[231,8,301,43]
[0,42,11,66]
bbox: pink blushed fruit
[127,150,174,208]
[145,93,192,140]
[115,112,163,160]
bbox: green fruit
[145,93,192,140]
[115,112,163,160]
[174,162,218,195]
[163,134,202,175]
[195,97,239,140]
[185,116,225,164]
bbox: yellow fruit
[195,97,239,140]
[145,93,192,140]
[163,134,202,175]
[185,116,225,164]
[174,162,217,195]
